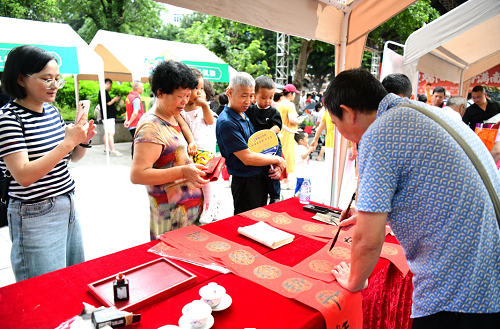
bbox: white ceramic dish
[179,314,214,329]
[199,282,226,308]
[201,294,232,311]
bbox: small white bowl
[199,282,226,308]
[181,300,212,328]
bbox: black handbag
[0,110,24,228]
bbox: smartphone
[76,100,90,123]
[303,204,342,215]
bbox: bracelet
[79,140,92,148]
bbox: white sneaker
[110,150,123,157]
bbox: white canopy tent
[155,0,418,207]
[0,17,112,164]
[88,30,237,83]
[403,0,500,98]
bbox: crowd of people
[1,44,500,327]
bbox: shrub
[54,76,150,121]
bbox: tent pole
[98,73,110,166]
[459,66,467,97]
[331,0,363,207]
[74,76,80,113]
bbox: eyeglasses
[26,75,66,89]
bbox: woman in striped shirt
[0,46,96,282]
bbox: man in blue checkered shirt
[327,69,500,328]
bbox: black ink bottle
[113,272,130,302]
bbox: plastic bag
[475,123,499,151]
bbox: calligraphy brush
[329,190,356,251]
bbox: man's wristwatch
[79,140,92,148]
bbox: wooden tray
[88,258,197,312]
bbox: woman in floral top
[130,61,209,240]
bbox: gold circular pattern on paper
[185,232,209,242]
[381,245,398,256]
[302,223,325,233]
[228,249,256,265]
[281,278,314,293]
[315,290,346,311]
[252,210,272,218]
[206,241,231,252]
[253,265,282,279]
[328,247,351,259]
[272,215,292,225]
[309,260,334,274]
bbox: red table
[0,198,413,329]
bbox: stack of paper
[238,221,294,249]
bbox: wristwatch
[79,140,92,148]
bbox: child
[175,69,218,224]
[294,131,315,196]
[246,76,283,204]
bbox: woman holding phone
[0,45,96,282]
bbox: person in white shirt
[299,90,306,109]
[178,69,218,224]
[442,96,467,121]
[293,131,315,196]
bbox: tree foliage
[1,0,61,21]
[369,0,440,49]
[58,0,165,43]
[176,14,270,77]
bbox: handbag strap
[1,108,25,205]
[396,103,500,226]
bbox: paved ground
[0,141,336,287]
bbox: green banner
[182,61,230,83]
[0,43,79,74]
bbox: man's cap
[284,84,300,93]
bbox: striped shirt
[0,102,75,201]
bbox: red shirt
[125,91,145,128]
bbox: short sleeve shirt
[356,94,500,317]
[215,106,264,177]
[180,108,217,154]
[294,144,309,178]
[246,104,282,132]
[0,102,75,201]
[321,111,335,148]
[134,112,203,237]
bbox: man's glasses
[26,75,66,89]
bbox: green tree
[368,0,440,49]
[1,0,61,21]
[306,41,335,93]
[177,14,270,77]
[59,0,166,43]
[360,0,440,71]
[155,22,180,41]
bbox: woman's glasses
[27,75,66,89]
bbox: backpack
[0,109,25,227]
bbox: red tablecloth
[0,198,413,329]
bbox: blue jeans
[7,192,85,282]
[266,139,282,200]
[295,178,305,195]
